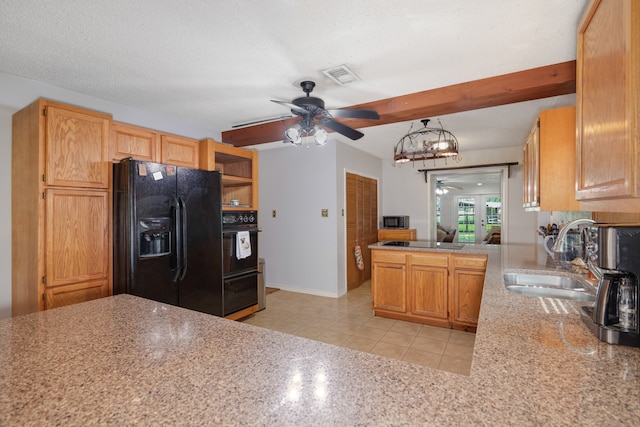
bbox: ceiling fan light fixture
[274,80,379,146]
[285,124,302,145]
[314,126,328,145]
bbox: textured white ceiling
[0,0,589,159]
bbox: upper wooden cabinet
[161,134,200,168]
[112,122,159,162]
[12,99,113,316]
[576,0,640,212]
[200,139,258,210]
[45,103,110,188]
[523,106,580,211]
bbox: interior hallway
[240,281,475,375]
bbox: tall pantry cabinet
[12,99,112,316]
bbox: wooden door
[410,265,449,321]
[450,269,485,327]
[45,105,110,188]
[361,179,372,281]
[112,122,159,162]
[577,0,639,202]
[45,189,110,288]
[365,179,378,281]
[161,134,200,168]
[372,262,406,313]
[346,173,378,290]
[346,173,359,290]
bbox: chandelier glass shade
[394,119,460,164]
[284,118,328,146]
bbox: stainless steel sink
[503,272,595,302]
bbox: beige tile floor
[240,281,475,375]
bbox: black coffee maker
[582,225,640,347]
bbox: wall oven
[222,211,259,316]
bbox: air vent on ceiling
[321,65,361,85]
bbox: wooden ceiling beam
[221,60,576,147]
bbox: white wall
[258,143,338,296]
[0,106,13,318]
[507,164,538,244]
[0,72,222,319]
[380,163,430,239]
[258,140,382,297]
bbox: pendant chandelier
[393,119,461,164]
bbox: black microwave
[382,216,410,229]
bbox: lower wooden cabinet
[450,255,487,331]
[372,251,406,312]
[410,262,449,328]
[45,279,110,310]
[371,249,487,330]
[377,228,417,241]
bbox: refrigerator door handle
[179,197,188,281]
[171,196,182,282]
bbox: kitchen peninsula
[1,244,638,425]
[371,241,488,331]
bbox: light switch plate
[321,209,328,217]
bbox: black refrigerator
[113,159,223,316]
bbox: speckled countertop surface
[1,243,639,426]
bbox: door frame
[426,166,509,243]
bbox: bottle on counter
[617,276,637,331]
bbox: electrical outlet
[321,209,328,217]
[272,210,276,218]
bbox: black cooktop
[382,241,465,250]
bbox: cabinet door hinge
[42,108,47,117]
[42,191,46,199]
[42,276,46,284]
[42,293,45,301]
[42,174,46,182]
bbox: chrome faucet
[552,218,596,260]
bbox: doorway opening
[428,166,508,243]
[455,195,501,243]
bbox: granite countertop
[1,243,639,426]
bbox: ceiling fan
[271,81,380,143]
[436,180,463,194]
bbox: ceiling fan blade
[271,99,309,114]
[319,118,364,140]
[326,109,380,120]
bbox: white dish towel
[236,231,251,259]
